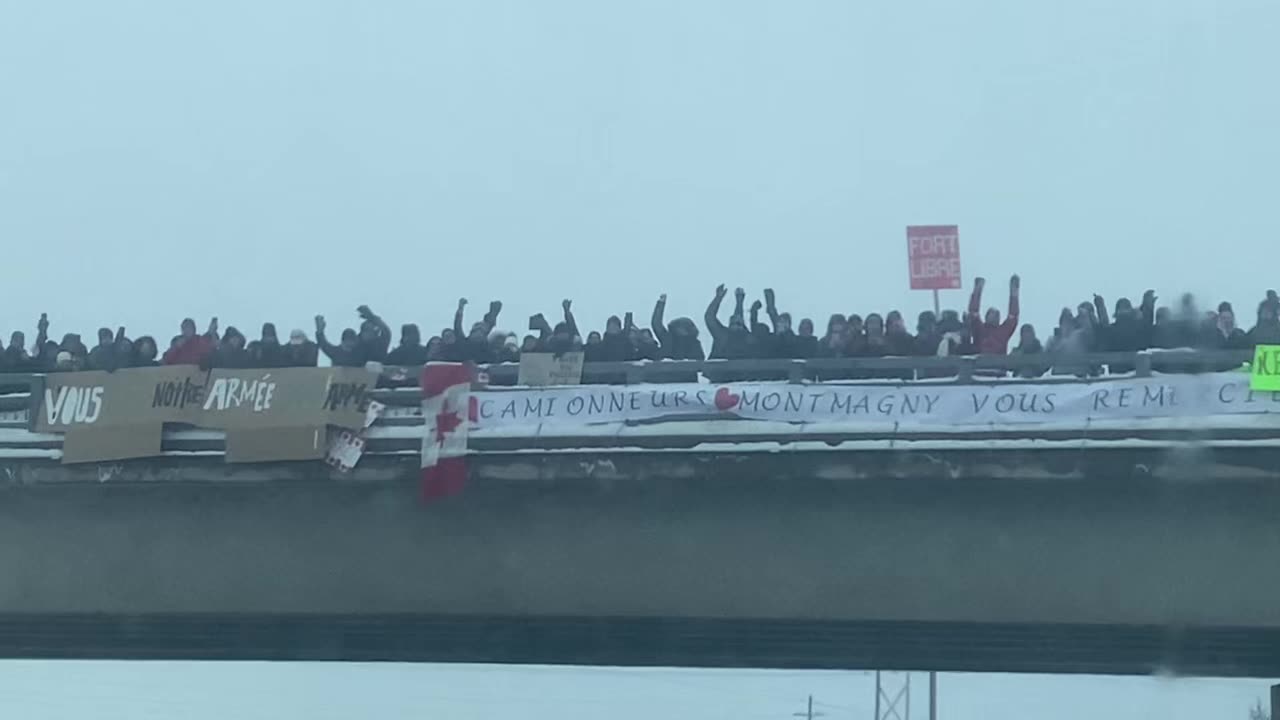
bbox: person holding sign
[967,275,1020,355]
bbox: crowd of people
[2,279,1278,377]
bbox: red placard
[906,225,962,290]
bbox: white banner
[472,372,1280,430]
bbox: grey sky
[2,1,1276,715]
[3,0,1277,343]
[0,662,1272,720]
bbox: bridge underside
[2,613,1279,677]
[3,446,1280,676]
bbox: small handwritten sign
[517,352,585,386]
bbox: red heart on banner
[714,387,741,411]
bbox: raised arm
[1140,289,1156,328]
[732,287,745,326]
[358,304,391,337]
[651,295,671,348]
[562,299,579,338]
[967,277,985,334]
[453,298,467,337]
[1093,294,1110,327]
[314,316,340,361]
[483,301,503,332]
[764,288,781,331]
[750,299,762,329]
[999,275,1021,338]
[35,313,49,351]
[704,284,729,340]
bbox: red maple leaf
[434,400,464,446]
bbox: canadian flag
[420,363,472,500]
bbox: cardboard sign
[517,352,585,386]
[323,428,366,471]
[199,367,372,430]
[36,366,206,432]
[1251,345,1280,391]
[61,423,163,464]
[906,225,962,290]
[35,366,377,464]
[226,426,327,463]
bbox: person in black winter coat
[1011,324,1047,378]
[884,311,915,356]
[355,305,391,363]
[704,285,752,359]
[651,294,705,360]
[860,313,889,357]
[1092,290,1155,372]
[86,328,119,371]
[386,323,429,366]
[2,331,37,372]
[762,288,815,359]
[248,323,286,368]
[913,312,941,356]
[746,300,775,359]
[132,336,160,367]
[794,318,818,358]
[314,316,364,367]
[583,331,604,362]
[452,298,502,363]
[597,315,636,361]
[635,329,662,361]
[1248,301,1280,346]
[283,329,319,367]
[212,327,254,368]
[1198,308,1250,350]
[817,314,848,358]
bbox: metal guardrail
[0,349,1255,398]
[411,349,1256,386]
[0,350,1254,429]
[0,350,1268,456]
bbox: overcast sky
[0,662,1272,720]
[3,0,1277,343]
[2,1,1276,715]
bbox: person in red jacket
[967,274,1020,355]
[163,317,217,366]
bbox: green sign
[1250,345,1280,391]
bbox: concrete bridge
[1,353,1278,676]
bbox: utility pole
[875,671,911,720]
[929,671,937,720]
[792,694,826,720]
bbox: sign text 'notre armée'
[35,366,376,463]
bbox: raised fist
[734,287,745,300]
[1010,274,1020,289]
[715,284,727,298]
[458,298,468,309]
[562,299,572,311]
[315,315,326,332]
[208,317,219,333]
[489,300,503,313]
[37,313,49,331]
[658,293,667,303]
[750,300,763,312]
[357,304,373,318]
[764,288,775,304]
[975,277,986,288]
